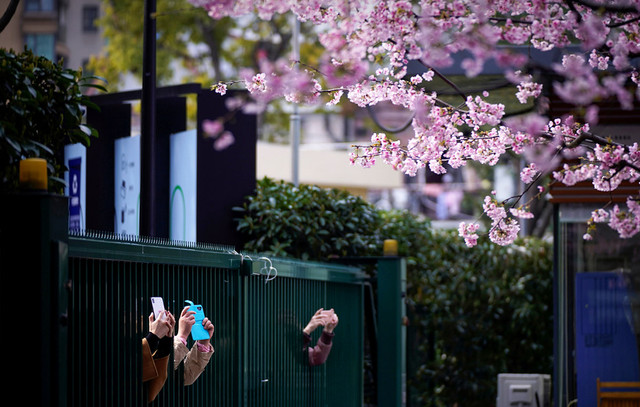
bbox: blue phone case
[185,300,209,341]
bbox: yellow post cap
[383,239,398,256]
[19,158,48,190]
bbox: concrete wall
[256,141,404,194]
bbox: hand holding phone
[185,300,210,341]
[151,297,166,321]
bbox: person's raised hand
[303,308,326,335]
[166,311,176,337]
[149,311,172,338]
[197,317,215,347]
[177,306,196,342]
[324,309,339,334]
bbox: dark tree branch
[488,17,533,25]
[611,160,640,174]
[566,0,640,14]
[419,60,468,101]
[608,15,640,27]
[0,0,19,34]
[565,0,584,23]
[565,130,627,149]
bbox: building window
[24,33,55,61]
[25,0,55,12]
[83,5,99,32]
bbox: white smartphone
[151,297,166,321]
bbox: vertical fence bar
[377,257,407,407]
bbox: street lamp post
[141,0,157,236]
[290,14,300,187]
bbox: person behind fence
[142,310,175,403]
[173,305,215,385]
[302,308,339,366]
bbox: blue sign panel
[68,157,82,230]
[576,272,640,407]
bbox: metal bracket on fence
[256,257,277,283]
[240,257,253,277]
[229,250,254,277]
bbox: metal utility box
[497,373,551,407]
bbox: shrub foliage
[0,48,103,192]
[235,177,383,259]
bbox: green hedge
[0,48,103,192]
[234,177,553,407]
[234,177,383,259]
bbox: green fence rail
[66,231,365,407]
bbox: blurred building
[0,0,103,70]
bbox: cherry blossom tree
[187,0,640,247]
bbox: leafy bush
[234,177,383,259]
[234,177,553,407]
[374,209,552,406]
[0,48,104,192]
[405,230,553,407]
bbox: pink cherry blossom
[516,80,543,104]
[213,131,235,151]
[211,82,227,95]
[510,207,534,219]
[520,163,539,184]
[489,218,521,246]
[202,119,223,138]
[188,0,640,244]
[458,222,480,248]
[608,203,640,238]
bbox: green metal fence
[67,231,365,407]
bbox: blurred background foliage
[235,177,553,407]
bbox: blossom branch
[566,0,640,14]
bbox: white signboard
[170,129,197,242]
[114,135,140,236]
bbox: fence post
[0,191,69,407]
[377,256,407,407]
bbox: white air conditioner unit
[497,373,551,407]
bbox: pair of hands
[176,306,214,346]
[149,311,175,339]
[303,308,339,335]
[148,307,214,346]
